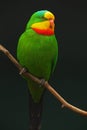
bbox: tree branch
[0,44,87,116]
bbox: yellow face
[31,11,55,33]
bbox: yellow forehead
[44,11,55,20]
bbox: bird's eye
[42,17,48,21]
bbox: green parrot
[17,10,58,130]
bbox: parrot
[17,10,58,130]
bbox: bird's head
[26,10,55,35]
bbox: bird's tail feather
[29,92,43,130]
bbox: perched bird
[17,10,58,130]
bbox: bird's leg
[19,67,27,75]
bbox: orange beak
[49,19,55,29]
[50,19,54,26]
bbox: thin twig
[0,44,87,116]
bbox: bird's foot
[19,67,27,75]
[39,78,46,87]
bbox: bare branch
[0,44,87,116]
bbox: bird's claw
[39,78,46,87]
[19,67,27,75]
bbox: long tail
[29,92,43,130]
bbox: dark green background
[0,0,87,130]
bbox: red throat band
[32,28,54,35]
